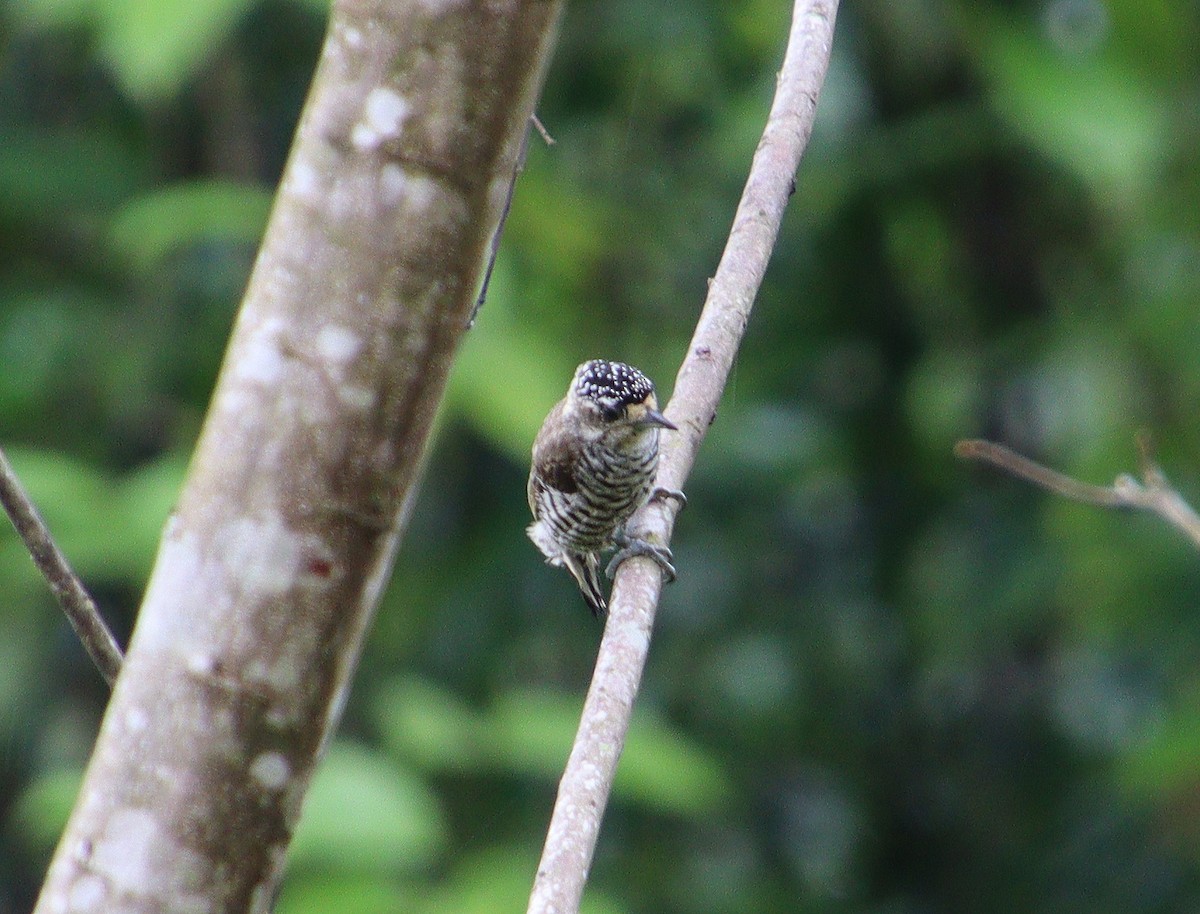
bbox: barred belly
[545,444,658,553]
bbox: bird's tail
[563,552,607,617]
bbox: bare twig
[469,115,555,329]
[531,113,555,146]
[526,3,840,911]
[0,445,123,686]
[955,437,1200,551]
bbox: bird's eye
[600,402,623,421]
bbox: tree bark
[35,1,561,911]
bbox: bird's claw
[649,487,687,510]
[606,535,677,583]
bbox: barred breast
[541,441,659,553]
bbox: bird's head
[566,359,676,446]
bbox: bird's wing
[528,400,580,516]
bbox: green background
[3,0,1200,911]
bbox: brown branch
[526,2,841,911]
[955,437,1200,551]
[0,445,123,686]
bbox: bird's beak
[640,408,677,430]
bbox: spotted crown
[574,359,655,407]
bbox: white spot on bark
[343,25,364,49]
[352,87,410,151]
[125,707,150,733]
[366,87,409,134]
[407,173,440,214]
[66,874,106,911]
[250,752,291,790]
[350,124,375,151]
[220,517,304,596]
[215,385,252,417]
[379,162,406,205]
[315,324,361,366]
[92,809,206,896]
[338,384,376,409]
[249,881,273,913]
[379,164,441,217]
[288,156,321,199]
[137,533,211,651]
[186,652,218,677]
[246,640,308,693]
[236,320,287,384]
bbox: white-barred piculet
[527,359,681,616]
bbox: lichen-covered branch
[0,445,123,686]
[34,1,562,911]
[526,2,840,911]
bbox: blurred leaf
[414,847,537,914]
[376,678,730,817]
[415,846,624,914]
[971,14,1168,199]
[614,705,733,816]
[0,449,182,587]
[0,621,43,739]
[95,0,256,102]
[6,768,83,857]
[486,689,580,776]
[904,348,985,464]
[0,449,122,582]
[289,741,446,873]
[372,677,488,772]
[275,873,409,914]
[0,127,146,220]
[114,454,187,579]
[284,0,329,16]
[0,293,79,417]
[9,0,93,29]
[107,181,272,271]
[446,275,575,462]
[1118,709,1200,803]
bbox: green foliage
[3,0,1200,911]
[108,181,272,270]
[374,677,730,816]
[289,741,446,872]
[0,449,182,586]
[970,10,1169,200]
[6,769,82,858]
[14,0,262,102]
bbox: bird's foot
[649,487,687,510]
[605,532,676,584]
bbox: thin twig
[530,113,555,146]
[953,439,1128,508]
[468,115,555,329]
[0,445,123,686]
[526,3,840,912]
[955,437,1200,551]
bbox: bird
[527,359,682,616]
